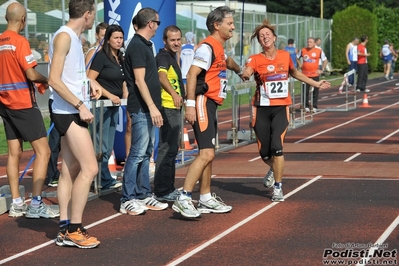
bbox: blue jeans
[154,108,181,197]
[348,60,357,85]
[94,106,119,189]
[121,110,155,202]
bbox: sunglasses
[151,20,161,26]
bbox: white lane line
[166,175,322,266]
[248,156,261,162]
[376,129,399,144]
[0,213,122,265]
[358,215,399,266]
[344,153,361,162]
[295,101,399,143]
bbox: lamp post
[320,0,324,19]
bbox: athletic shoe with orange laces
[62,228,100,248]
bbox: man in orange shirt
[297,37,328,112]
[0,2,57,219]
[172,6,242,218]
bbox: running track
[0,76,398,266]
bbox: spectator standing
[154,26,185,201]
[345,37,359,86]
[0,2,57,219]
[315,37,323,70]
[48,0,101,248]
[356,35,371,93]
[297,37,328,112]
[120,7,168,215]
[180,31,195,85]
[284,38,298,69]
[46,89,61,188]
[389,43,398,80]
[88,24,127,190]
[172,6,242,218]
[85,22,108,68]
[380,40,393,80]
[241,19,330,202]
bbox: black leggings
[252,105,289,161]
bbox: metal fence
[177,2,332,87]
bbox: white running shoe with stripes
[137,195,168,211]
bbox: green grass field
[0,72,384,155]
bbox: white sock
[200,193,212,202]
[12,197,23,205]
[178,193,191,200]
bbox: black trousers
[356,63,368,91]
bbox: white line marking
[248,156,261,162]
[166,175,322,266]
[295,101,399,143]
[357,215,399,266]
[0,213,122,265]
[344,153,361,162]
[375,129,399,144]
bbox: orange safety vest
[195,36,227,105]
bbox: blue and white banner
[104,0,176,53]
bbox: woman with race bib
[241,19,330,202]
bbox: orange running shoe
[63,228,100,249]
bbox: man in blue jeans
[120,7,168,215]
[154,26,185,201]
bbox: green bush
[374,5,399,72]
[332,5,378,72]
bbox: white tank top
[50,26,90,114]
[349,43,358,61]
[382,44,390,56]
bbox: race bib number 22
[265,80,288,99]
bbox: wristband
[75,100,83,110]
[185,99,196,107]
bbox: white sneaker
[305,107,310,113]
[263,168,275,188]
[172,197,201,218]
[385,75,389,81]
[272,187,285,202]
[312,108,317,113]
[364,89,370,93]
[25,202,60,219]
[9,202,28,217]
[197,193,232,214]
[137,195,168,211]
[120,199,146,215]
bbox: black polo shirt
[123,34,161,113]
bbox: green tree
[373,5,399,71]
[331,5,378,71]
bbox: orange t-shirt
[246,50,293,106]
[0,30,38,110]
[299,47,321,77]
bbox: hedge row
[331,5,399,73]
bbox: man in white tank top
[345,37,359,86]
[48,0,102,249]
